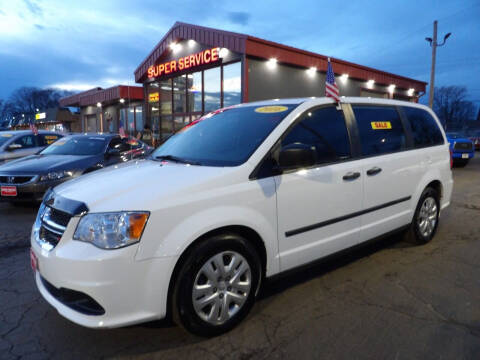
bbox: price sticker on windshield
[52,140,66,146]
[371,121,392,130]
[1,134,13,137]
[255,106,289,113]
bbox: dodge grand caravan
[31,97,453,336]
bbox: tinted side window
[353,106,406,156]
[13,135,37,149]
[403,107,444,147]
[282,106,351,165]
[109,137,131,153]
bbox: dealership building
[59,86,144,135]
[62,22,427,143]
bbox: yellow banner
[371,121,392,130]
[148,92,159,102]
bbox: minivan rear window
[353,106,407,156]
[402,107,444,148]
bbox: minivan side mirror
[277,143,317,170]
[7,144,22,151]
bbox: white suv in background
[31,97,453,336]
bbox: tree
[4,87,74,126]
[433,86,477,130]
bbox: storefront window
[145,61,242,141]
[187,72,202,113]
[127,106,135,135]
[148,83,160,146]
[174,115,187,132]
[160,79,173,142]
[135,106,143,132]
[223,63,241,107]
[173,75,187,113]
[204,67,221,112]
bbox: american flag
[119,121,126,138]
[29,119,38,135]
[325,58,340,102]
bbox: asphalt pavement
[0,157,479,359]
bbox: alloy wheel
[417,196,438,238]
[192,251,252,325]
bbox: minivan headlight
[73,212,149,249]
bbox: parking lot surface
[1,158,479,360]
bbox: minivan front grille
[0,176,34,184]
[454,142,473,151]
[38,206,72,249]
[48,208,71,228]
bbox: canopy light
[119,98,125,103]
[388,84,396,93]
[306,67,317,77]
[340,74,349,83]
[188,39,196,47]
[266,58,277,70]
[219,47,229,58]
[367,79,375,87]
[407,88,415,96]
[97,102,102,107]
[169,42,181,52]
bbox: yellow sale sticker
[371,121,392,130]
[45,135,58,140]
[254,106,289,113]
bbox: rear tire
[172,233,261,337]
[404,187,440,245]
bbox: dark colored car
[0,134,153,202]
[446,132,475,167]
[0,130,63,165]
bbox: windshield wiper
[152,155,202,165]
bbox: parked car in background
[31,98,452,336]
[0,130,63,165]
[446,132,475,166]
[0,134,152,202]
[468,130,480,151]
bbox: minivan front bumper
[31,222,177,328]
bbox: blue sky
[0,0,479,106]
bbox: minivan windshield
[151,104,297,166]
[40,136,108,156]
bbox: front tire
[404,187,440,244]
[172,233,261,336]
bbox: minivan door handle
[366,167,382,176]
[343,172,361,181]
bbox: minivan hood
[53,159,238,212]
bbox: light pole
[426,20,451,108]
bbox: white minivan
[31,97,453,336]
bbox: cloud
[34,24,45,30]
[227,11,250,26]
[22,0,43,16]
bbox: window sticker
[44,135,58,140]
[1,134,13,137]
[254,106,289,114]
[52,140,66,146]
[371,121,392,130]
[89,137,106,141]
